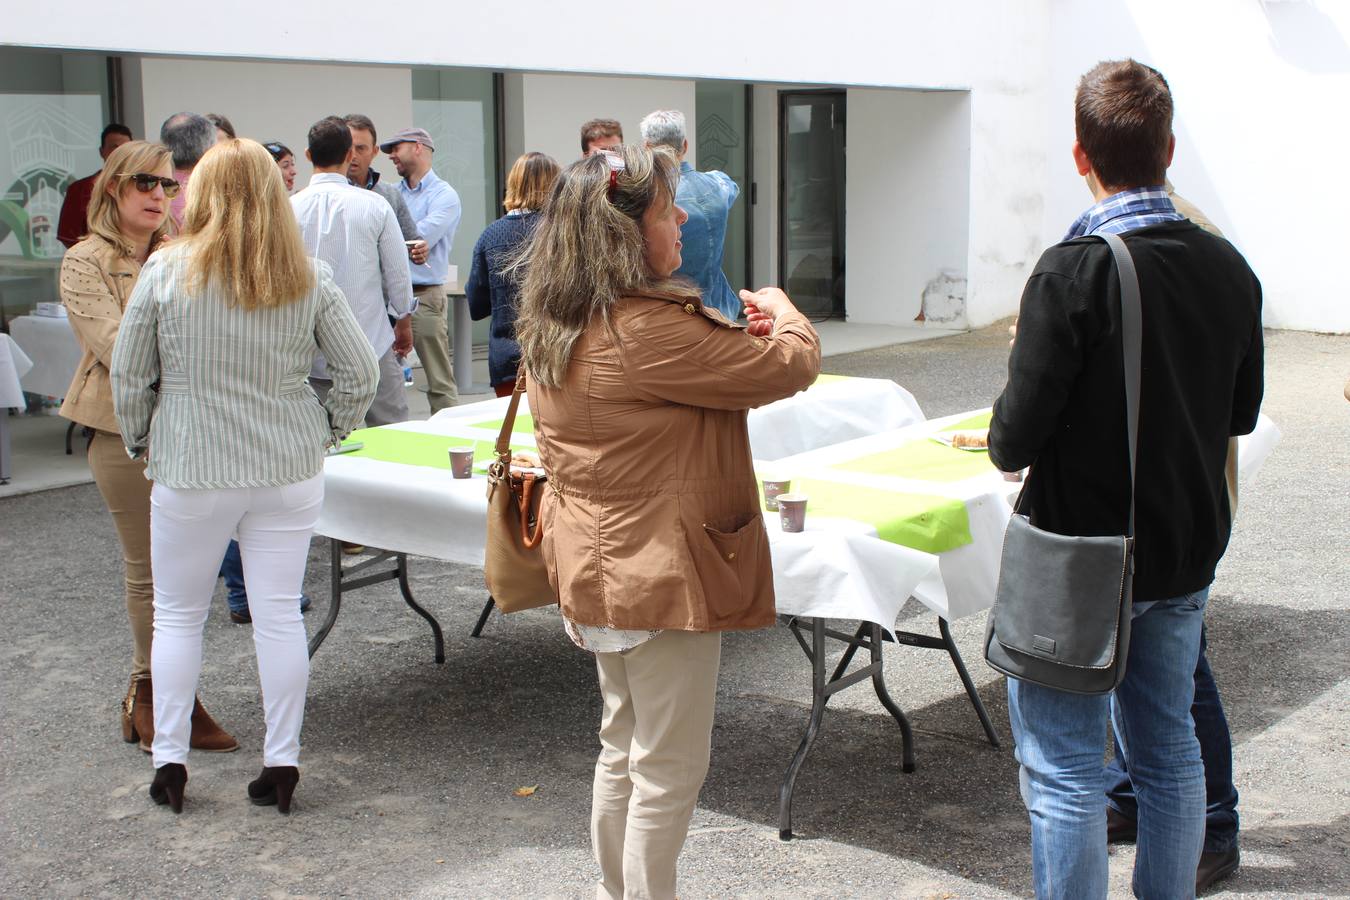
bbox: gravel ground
[1,323,1346,899]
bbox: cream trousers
[591,629,722,900]
[149,475,322,768]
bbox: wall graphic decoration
[0,94,101,260]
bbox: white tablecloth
[8,315,81,399]
[0,334,33,409]
[318,377,924,564]
[317,386,1283,634]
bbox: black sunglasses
[119,173,181,198]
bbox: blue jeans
[220,540,249,614]
[1106,623,1239,854]
[1007,588,1209,900]
[220,539,310,615]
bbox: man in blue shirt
[382,127,462,412]
[639,110,741,321]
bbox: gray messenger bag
[983,231,1140,695]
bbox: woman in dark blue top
[466,151,561,396]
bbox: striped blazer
[111,244,379,489]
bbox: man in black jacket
[989,59,1263,900]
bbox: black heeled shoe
[149,763,187,813]
[247,766,299,814]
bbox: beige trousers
[411,284,457,413]
[87,429,154,678]
[592,629,722,900]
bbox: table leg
[868,622,916,772]
[778,618,915,841]
[396,553,445,663]
[0,410,12,484]
[938,617,1000,748]
[779,617,827,841]
[308,538,345,658]
[471,596,496,637]
[308,541,446,664]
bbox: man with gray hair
[640,109,741,321]
[159,112,216,229]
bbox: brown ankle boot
[190,697,239,752]
[128,677,155,753]
[120,677,139,743]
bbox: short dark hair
[1075,59,1174,189]
[100,123,133,147]
[307,116,353,168]
[343,113,377,145]
[206,113,236,139]
[159,112,215,169]
[580,118,623,153]
[263,141,292,162]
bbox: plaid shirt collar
[1063,185,1184,240]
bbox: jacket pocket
[692,514,768,628]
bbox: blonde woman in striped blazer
[111,138,378,815]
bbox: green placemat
[344,427,531,470]
[834,411,995,483]
[940,410,993,432]
[468,412,534,436]
[763,475,971,554]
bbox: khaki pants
[592,629,722,900]
[87,429,154,678]
[411,284,457,413]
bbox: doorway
[779,91,846,318]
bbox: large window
[0,48,115,322]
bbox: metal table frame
[307,540,446,663]
[776,613,1001,840]
[308,544,1000,843]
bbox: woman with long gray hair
[516,145,820,898]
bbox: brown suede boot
[120,677,138,743]
[129,677,155,753]
[190,697,239,752]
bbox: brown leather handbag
[483,370,557,613]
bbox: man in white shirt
[291,116,414,425]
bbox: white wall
[6,0,1055,328]
[509,73,696,169]
[137,57,413,191]
[846,89,971,326]
[1048,0,1350,333]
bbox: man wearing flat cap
[384,127,462,412]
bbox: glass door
[779,91,845,318]
[694,81,751,293]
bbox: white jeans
[149,475,323,768]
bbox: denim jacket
[675,162,740,321]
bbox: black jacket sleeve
[1230,277,1264,436]
[989,264,1095,473]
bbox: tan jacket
[58,234,142,434]
[530,295,821,633]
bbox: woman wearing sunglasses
[59,140,238,755]
[111,138,378,814]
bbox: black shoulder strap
[1100,232,1141,539]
